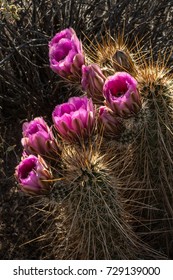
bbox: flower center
[28,123,40,134]
[110,82,128,97]
[115,91,124,97]
[54,39,72,61]
[20,159,36,179]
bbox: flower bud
[103,72,141,118]
[15,155,52,195]
[81,64,106,103]
[99,106,122,136]
[49,28,85,80]
[112,50,136,76]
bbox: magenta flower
[15,155,52,195]
[103,72,141,117]
[21,117,56,155]
[81,64,106,103]
[99,106,121,135]
[49,28,85,80]
[52,96,95,141]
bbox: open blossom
[99,106,122,135]
[15,155,52,195]
[49,27,85,80]
[21,117,56,155]
[81,64,106,103]
[103,72,141,118]
[52,96,95,141]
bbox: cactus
[84,30,140,77]
[120,56,173,256]
[14,27,173,259]
[48,141,160,259]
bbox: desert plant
[127,56,173,256]
[1,1,172,260]
[52,140,161,259]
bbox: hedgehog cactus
[58,143,145,259]
[126,61,173,255]
[84,31,139,77]
[14,27,173,259]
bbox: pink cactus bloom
[21,117,55,155]
[49,27,85,79]
[15,154,52,195]
[103,72,141,117]
[99,106,121,135]
[81,64,106,102]
[52,96,95,140]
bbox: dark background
[0,0,173,259]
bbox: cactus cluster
[15,27,173,259]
